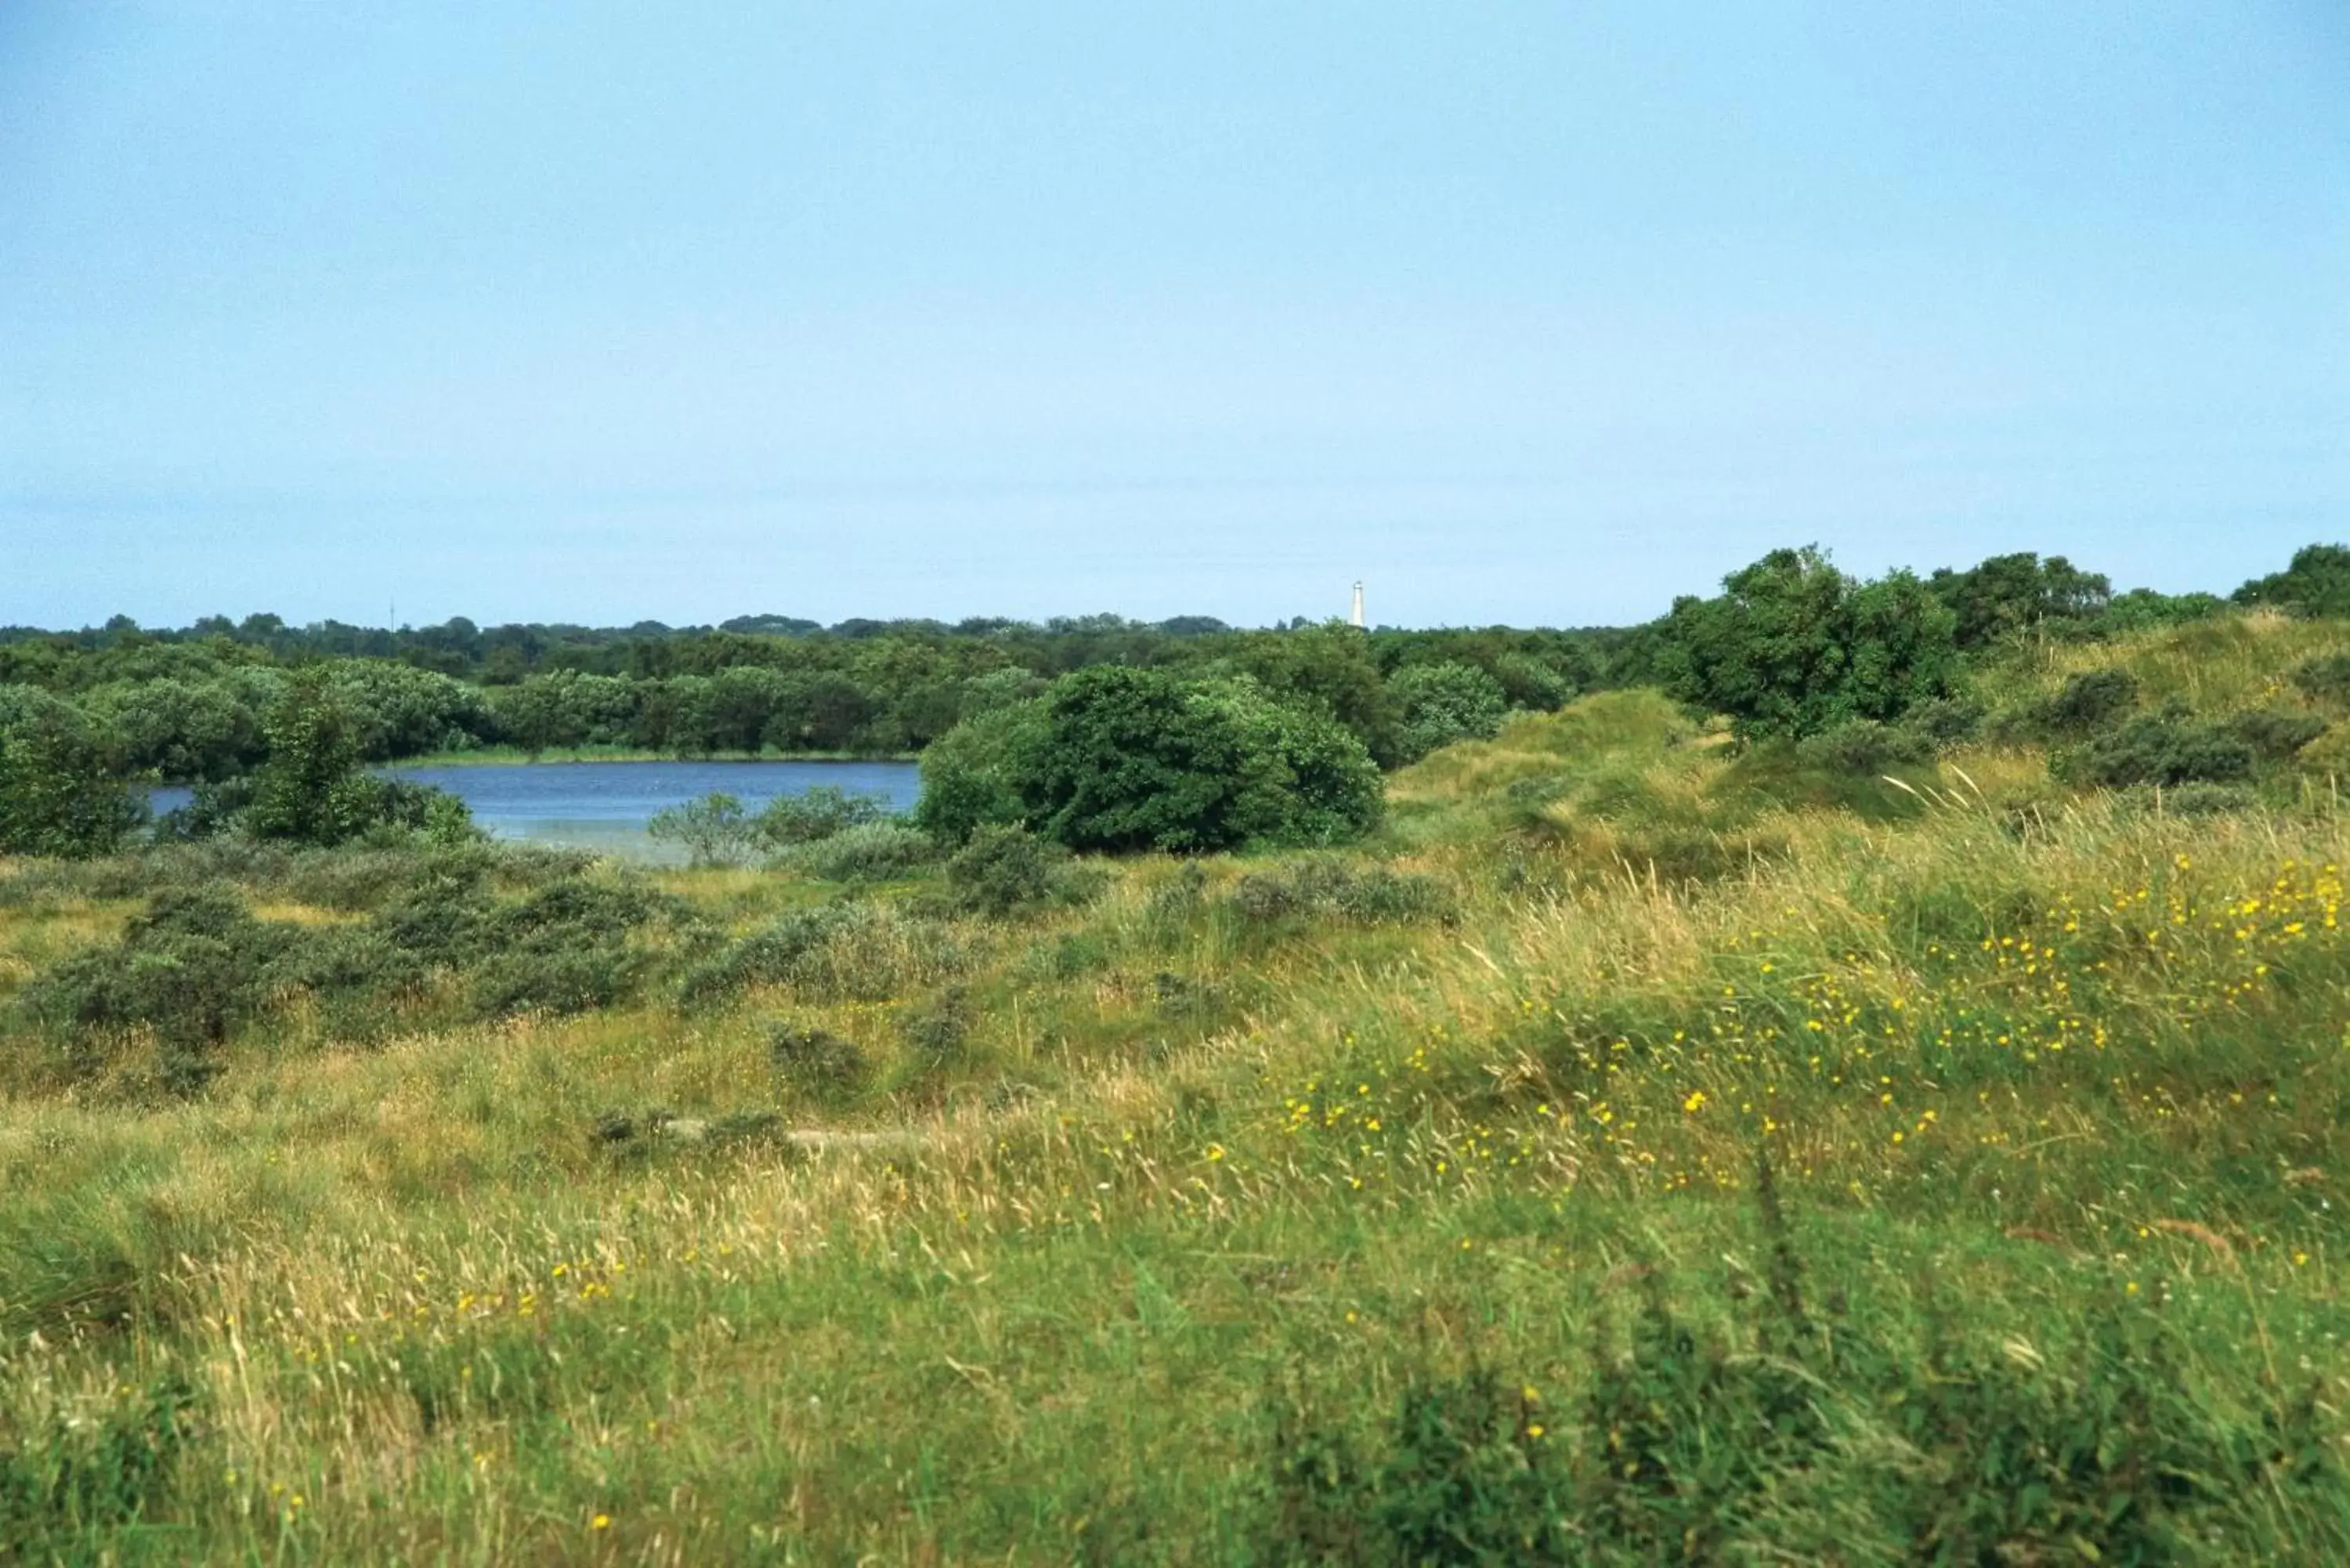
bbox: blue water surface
[150,760,921,858]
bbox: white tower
[1349,581,1365,628]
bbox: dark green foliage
[238,674,478,847]
[2228,708,2326,761]
[2291,651,2350,707]
[1896,694,1985,746]
[920,669,1384,854]
[2059,710,2256,789]
[464,879,665,1017]
[754,785,891,846]
[22,886,296,1083]
[1220,623,1400,761]
[0,686,143,858]
[1225,857,1450,929]
[1030,668,1384,852]
[240,673,384,845]
[783,820,938,881]
[768,1022,870,1100]
[2036,668,2139,734]
[1927,551,2111,648]
[1791,718,1935,774]
[0,1375,201,1554]
[2094,587,2226,636]
[945,823,1066,917]
[2234,543,2350,617]
[1390,661,1509,764]
[899,985,974,1067]
[17,866,671,1064]
[1658,547,1960,739]
[913,699,1053,845]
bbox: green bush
[2036,669,2138,735]
[463,879,667,1018]
[753,785,891,847]
[1390,661,1509,764]
[0,686,143,858]
[2058,709,2257,789]
[945,823,1066,917]
[781,820,938,882]
[2230,708,2327,760]
[1792,719,1935,775]
[767,1022,870,1101]
[917,668,1383,854]
[20,885,298,1087]
[677,901,938,1004]
[1658,547,1960,739]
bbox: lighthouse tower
[1349,581,1365,629]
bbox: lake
[150,759,923,858]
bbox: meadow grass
[2,623,2349,1561]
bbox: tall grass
[0,619,2347,1560]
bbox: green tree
[1658,547,1959,739]
[0,686,144,858]
[2233,544,2350,617]
[918,667,1381,854]
[1926,552,2111,649]
[241,674,390,845]
[1389,661,1509,763]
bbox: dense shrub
[944,823,1066,917]
[20,886,298,1088]
[1658,547,1960,739]
[1896,694,1986,747]
[2229,708,2326,761]
[913,699,1053,845]
[462,879,669,1017]
[1925,551,2111,648]
[754,785,891,847]
[0,686,143,858]
[1792,718,1935,774]
[782,820,938,881]
[919,669,1383,853]
[767,1022,870,1100]
[1389,661,1509,764]
[2059,710,2256,789]
[2034,668,2138,735]
[2234,542,2350,617]
[234,674,477,847]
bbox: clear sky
[2,2,2345,630]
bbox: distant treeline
[2,544,2341,784]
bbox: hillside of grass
[3,614,2350,1561]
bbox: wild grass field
[5,615,2350,1563]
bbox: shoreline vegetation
[389,745,920,768]
[5,547,2350,1558]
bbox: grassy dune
[4,620,2350,1562]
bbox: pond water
[149,759,923,858]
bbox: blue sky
[2,2,2344,630]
